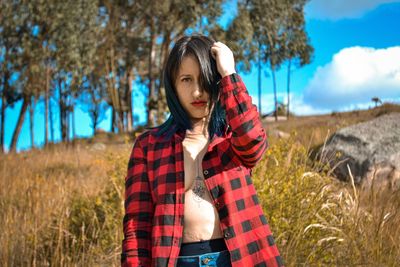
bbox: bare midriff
[182,129,224,243]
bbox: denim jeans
[176,250,232,267]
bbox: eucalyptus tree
[12,1,59,149]
[8,0,60,151]
[135,0,225,127]
[249,0,287,121]
[97,0,225,130]
[5,0,99,151]
[51,0,98,142]
[24,1,59,146]
[227,0,286,121]
[80,68,108,135]
[112,0,148,132]
[116,9,141,132]
[96,0,146,133]
[4,1,44,152]
[282,0,313,119]
[0,1,26,152]
[22,35,46,149]
[226,4,259,110]
[79,0,137,135]
[227,0,313,121]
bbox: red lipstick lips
[191,101,207,107]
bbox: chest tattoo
[192,175,206,206]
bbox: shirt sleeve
[218,73,268,168]
[121,137,153,267]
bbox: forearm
[122,214,152,267]
[121,138,153,267]
[219,73,268,167]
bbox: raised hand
[211,42,236,78]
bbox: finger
[217,41,228,48]
[210,46,218,59]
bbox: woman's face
[175,55,210,122]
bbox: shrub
[253,135,400,266]
[36,152,126,266]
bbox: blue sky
[4,0,400,152]
[241,0,400,115]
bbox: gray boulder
[321,113,400,189]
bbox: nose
[192,82,203,98]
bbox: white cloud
[305,0,400,20]
[252,92,331,116]
[303,46,400,110]
[252,92,286,115]
[290,94,331,115]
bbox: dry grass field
[1,104,399,266]
[264,103,400,147]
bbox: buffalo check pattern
[122,73,283,267]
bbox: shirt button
[203,170,209,175]
[224,232,230,238]
[202,258,211,264]
[215,202,220,208]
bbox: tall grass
[1,134,400,266]
[0,144,128,266]
[254,135,400,266]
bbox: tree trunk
[92,109,98,136]
[49,88,54,143]
[126,68,133,132]
[69,92,75,141]
[89,85,98,135]
[65,107,70,143]
[58,79,67,142]
[286,59,291,120]
[271,65,278,122]
[111,106,115,133]
[1,70,10,153]
[10,96,29,152]
[116,71,125,133]
[119,110,125,133]
[118,73,125,133]
[44,66,50,146]
[156,32,171,125]
[71,105,75,141]
[106,47,124,133]
[58,80,63,141]
[29,96,36,149]
[147,18,157,127]
[1,87,6,154]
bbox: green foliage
[228,0,313,70]
[66,152,125,261]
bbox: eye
[181,77,191,82]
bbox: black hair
[156,35,226,139]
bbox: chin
[190,115,208,122]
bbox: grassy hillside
[1,103,399,266]
[264,103,400,147]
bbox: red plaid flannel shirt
[122,73,283,267]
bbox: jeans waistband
[179,238,227,256]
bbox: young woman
[121,35,283,267]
